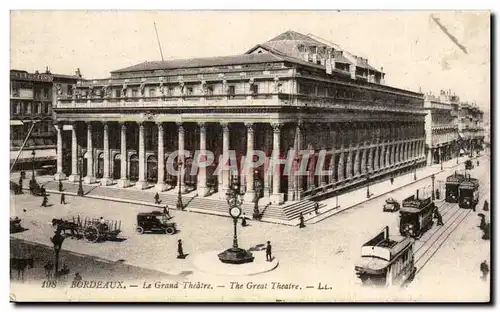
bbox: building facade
[424,90,460,165]
[458,101,485,155]
[10,69,79,172]
[54,31,426,205]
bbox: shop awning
[10,149,57,163]
[10,120,24,126]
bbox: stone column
[295,122,303,200]
[118,123,129,188]
[135,122,147,189]
[219,122,230,198]
[270,122,284,205]
[155,122,167,191]
[337,149,345,182]
[346,146,353,179]
[373,141,379,171]
[100,123,112,186]
[196,122,208,197]
[368,142,374,172]
[386,142,392,167]
[353,145,361,176]
[361,144,368,174]
[243,123,255,202]
[177,123,186,193]
[84,123,96,184]
[54,123,66,180]
[68,123,79,182]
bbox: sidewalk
[304,154,481,224]
[11,155,480,226]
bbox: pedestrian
[390,177,394,185]
[74,272,82,282]
[299,212,306,228]
[477,160,480,167]
[58,180,63,192]
[314,202,319,215]
[241,213,247,227]
[41,194,48,207]
[483,200,489,212]
[435,188,440,200]
[480,261,489,281]
[266,241,272,262]
[60,193,66,205]
[177,239,185,258]
[435,209,444,226]
[154,192,160,205]
[163,205,171,218]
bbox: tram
[399,190,435,238]
[445,172,465,203]
[458,176,479,209]
[355,226,416,287]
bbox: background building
[10,68,79,172]
[458,101,484,156]
[54,31,426,206]
[424,90,460,165]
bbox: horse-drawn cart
[52,216,122,243]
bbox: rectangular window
[207,86,214,96]
[186,87,193,96]
[132,89,138,97]
[228,86,235,95]
[149,88,156,97]
[251,84,258,94]
[168,87,174,96]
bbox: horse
[52,218,80,238]
[10,258,34,281]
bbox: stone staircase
[282,199,326,220]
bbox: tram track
[413,189,488,275]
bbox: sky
[10,10,490,111]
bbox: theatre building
[54,31,426,208]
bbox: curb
[304,155,483,225]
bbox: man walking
[390,177,394,185]
[154,193,161,205]
[299,213,306,228]
[58,180,63,192]
[434,208,444,226]
[266,241,272,262]
[60,193,66,205]
[177,239,185,259]
[314,202,320,215]
[41,194,48,207]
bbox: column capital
[271,122,283,133]
[245,122,254,132]
[221,122,229,132]
[120,123,127,130]
[198,122,206,131]
[177,122,185,133]
[137,122,144,129]
[296,121,304,130]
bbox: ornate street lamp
[50,229,65,279]
[252,170,263,220]
[77,148,84,197]
[176,159,184,210]
[218,176,254,264]
[431,174,436,200]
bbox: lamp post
[431,174,436,200]
[50,229,65,279]
[31,149,36,183]
[176,159,184,210]
[253,170,262,220]
[366,171,371,199]
[77,148,84,197]
[218,176,254,264]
